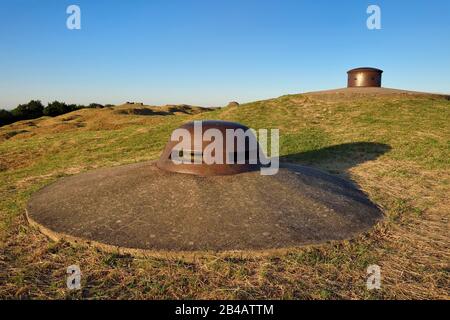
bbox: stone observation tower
[347,67,383,88]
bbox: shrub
[0,109,14,126]
[68,104,79,111]
[43,101,74,117]
[11,100,44,120]
[3,100,106,126]
[88,103,104,109]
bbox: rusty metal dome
[157,120,263,176]
[347,67,383,88]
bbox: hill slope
[0,90,449,299]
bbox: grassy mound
[0,90,448,299]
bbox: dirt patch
[0,130,30,141]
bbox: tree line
[0,100,112,127]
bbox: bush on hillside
[11,100,44,120]
[88,103,104,109]
[0,109,14,126]
[2,100,108,126]
[43,101,75,117]
[68,104,79,111]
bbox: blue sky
[0,0,449,108]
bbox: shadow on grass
[281,142,391,174]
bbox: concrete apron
[26,161,383,256]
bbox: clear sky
[1,0,449,108]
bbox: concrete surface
[27,161,382,251]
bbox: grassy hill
[0,89,449,299]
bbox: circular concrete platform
[27,161,382,252]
